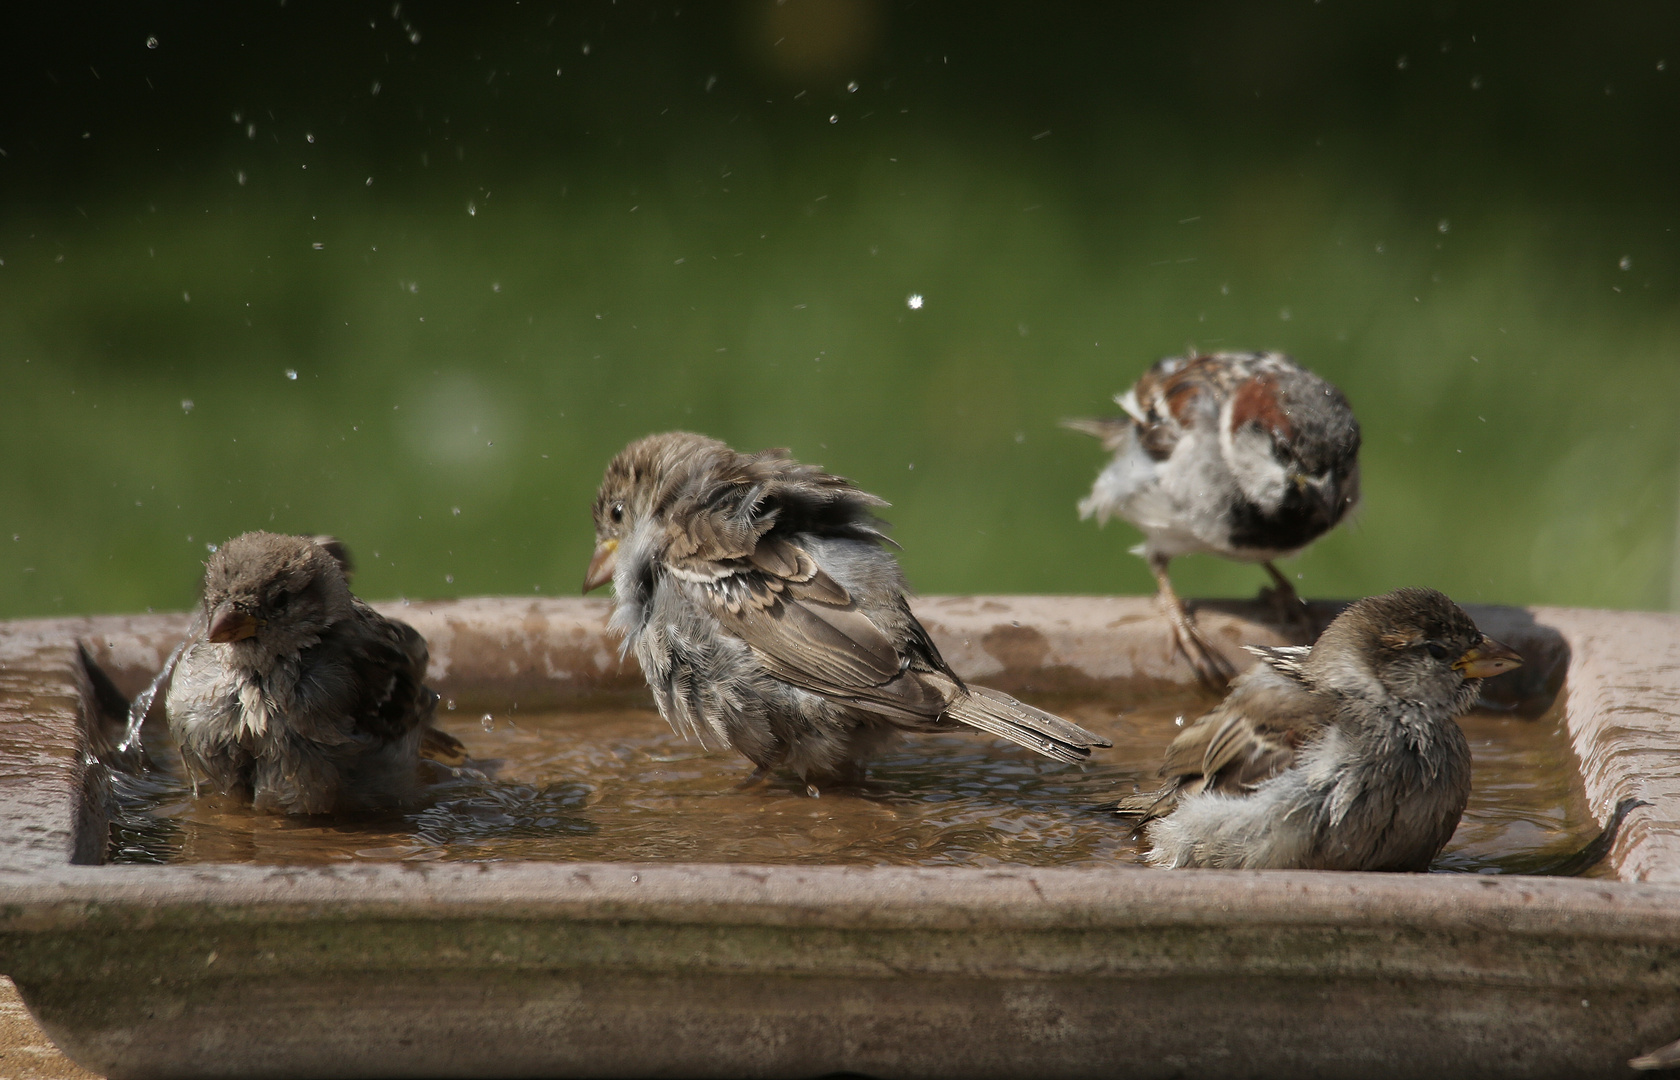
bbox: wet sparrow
[1114,588,1521,871]
[1067,350,1361,688]
[584,432,1111,791]
[166,531,463,814]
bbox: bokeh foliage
[1,2,1676,616]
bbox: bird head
[201,532,356,660]
[584,431,732,593]
[1306,587,1522,712]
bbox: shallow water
[108,691,1607,875]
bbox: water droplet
[446,698,457,711]
[445,574,454,583]
[467,201,477,216]
[1396,54,1408,70]
[1619,255,1633,271]
[305,132,315,144]
[829,114,839,124]
[236,170,247,186]
[284,369,298,380]
[481,713,494,731]
[1279,307,1292,321]
[408,31,421,44]
[451,506,461,515]
[630,873,640,883]
[182,291,190,302]
[581,41,591,55]
[371,80,381,95]
[491,282,500,292]
[206,542,218,553]
[366,176,373,186]
[146,35,159,49]
[181,399,194,414]
[246,123,256,139]
[1174,715,1185,727]
[1437,219,1450,233]
[846,80,859,92]
[906,293,924,310]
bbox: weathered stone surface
[0,596,1674,1079]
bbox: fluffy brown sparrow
[583,432,1112,791]
[165,531,463,814]
[1114,588,1521,871]
[1067,350,1361,688]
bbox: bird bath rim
[1,594,1677,1079]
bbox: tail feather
[944,685,1111,764]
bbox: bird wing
[685,535,950,721]
[292,601,439,746]
[1118,663,1329,822]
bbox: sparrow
[1113,587,1522,871]
[165,531,464,814]
[1066,350,1361,688]
[583,431,1112,792]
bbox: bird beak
[207,602,260,644]
[582,538,619,594]
[1453,636,1523,679]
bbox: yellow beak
[1453,635,1523,679]
[207,602,260,644]
[582,538,619,594]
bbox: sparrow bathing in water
[1113,588,1521,871]
[166,532,463,814]
[583,432,1112,792]
[1067,350,1361,688]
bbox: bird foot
[733,766,773,793]
[1259,564,1319,642]
[1166,605,1236,693]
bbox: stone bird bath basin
[1,595,1678,1079]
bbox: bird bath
[2,595,1678,1079]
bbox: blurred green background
[2,2,1677,618]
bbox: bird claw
[1169,614,1237,693]
[733,766,772,793]
[1260,564,1319,642]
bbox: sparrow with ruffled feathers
[1067,350,1361,688]
[584,432,1111,791]
[166,531,463,814]
[1114,587,1522,871]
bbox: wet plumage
[165,531,462,814]
[584,431,1111,790]
[1067,350,1361,687]
[1115,588,1521,871]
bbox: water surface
[109,690,1606,875]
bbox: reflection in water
[109,691,1606,875]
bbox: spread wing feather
[1114,659,1329,822]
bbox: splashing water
[118,637,189,752]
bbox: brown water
[107,691,1608,875]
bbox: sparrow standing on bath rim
[583,431,1111,792]
[1066,350,1361,688]
[166,531,463,814]
[1113,587,1521,871]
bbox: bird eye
[610,502,625,524]
[271,591,290,610]
[1425,641,1451,660]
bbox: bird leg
[733,765,773,793]
[1261,561,1318,640]
[1148,554,1235,692]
